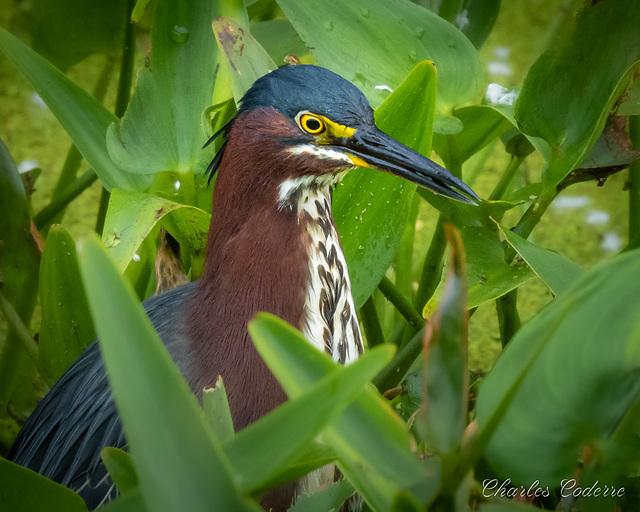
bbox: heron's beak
[336,127,480,205]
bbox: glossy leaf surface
[514,0,640,189]
[77,237,256,512]
[277,0,484,129]
[38,225,95,382]
[335,61,437,308]
[476,249,640,486]
[106,0,246,176]
[102,189,210,274]
[495,221,584,297]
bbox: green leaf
[289,479,355,512]
[432,104,514,169]
[476,249,640,487]
[457,0,501,50]
[100,488,147,512]
[226,326,395,491]
[102,447,139,494]
[249,314,428,510]
[0,457,88,512]
[420,225,468,454]
[334,61,436,308]
[277,0,484,127]
[495,221,584,297]
[462,225,533,309]
[106,0,246,176]
[203,377,235,444]
[0,29,147,191]
[251,19,309,64]
[30,0,128,70]
[514,0,640,190]
[38,225,95,382]
[102,189,210,274]
[212,16,277,103]
[77,236,257,512]
[0,138,41,414]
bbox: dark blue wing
[8,281,198,509]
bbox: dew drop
[170,25,189,43]
[360,7,370,18]
[325,20,334,32]
[408,49,418,63]
[415,27,425,39]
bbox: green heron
[8,65,479,509]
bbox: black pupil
[306,118,322,131]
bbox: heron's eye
[299,114,325,134]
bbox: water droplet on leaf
[170,25,189,43]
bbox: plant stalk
[96,0,137,236]
[359,296,385,348]
[378,276,425,332]
[34,170,98,229]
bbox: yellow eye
[299,114,325,134]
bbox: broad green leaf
[212,17,277,103]
[420,225,468,454]
[289,479,355,512]
[258,443,337,491]
[457,0,501,50]
[476,249,640,487]
[0,457,88,512]
[277,0,483,128]
[432,104,513,169]
[102,189,210,274]
[335,61,437,308]
[514,0,640,190]
[462,225,533,309]
[30,0,128,70]
[0,139,41,414]
[251,19,309,65]
[39,225,95,382]
[203,377,235,444]
[102,447,139,494]
[225,333,395,491]
[77,236,257,512]
[0,29,147,191]
[106,0,246,176]
[249,314,428,510]
[495,221,584,297]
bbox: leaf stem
[496,290,521,347]
[629,116,640,242]
[489,155,522,202]
[372,327,424,393]
[414,213,447,310]
[96,0,137,236]
[34,170,98,229]
[0,292,39,369]
[378,276,425,332]
[359,296,385,348]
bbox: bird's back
[7,281,198,509]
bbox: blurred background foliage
[1,0,639,510]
